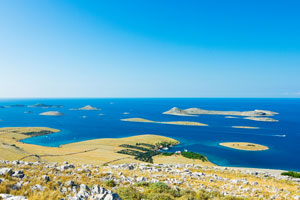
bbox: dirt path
[18,148,99,161]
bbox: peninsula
[121,118,208,126]
[0,127,200,166]
[220,142,269,151]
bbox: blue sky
[0,0,299,98]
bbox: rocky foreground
[0,161,300,200]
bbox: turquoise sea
[0,98,299,171]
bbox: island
[121,118,208,126]
[232,126,260,129]
[244,117,278,122]
[225,116,239,118]
[39,111,64,116]
[28,103,64,108]
[5,104,26,108]
[70,105,101,110]
[219,142,269,151]
[163,107,278,117]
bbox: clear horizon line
[0,97,300,99]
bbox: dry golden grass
[153,154,215,166]
[0,127,193,165]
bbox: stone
[12,171,25,179]
[0,168,13,176]
[11,182,23,190]
[136,176,148,182]
[65,180,77,187]
[103,193,122,200]
[42,175,50,182]
[0,194,27,200]
[31,184,44,191]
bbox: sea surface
[0,98,299,171]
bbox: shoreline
[1,127,210,166]
[0,127,295,174]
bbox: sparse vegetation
[119,144,151,152]
[117,182,248,200]
[155,141,177,148]
[0,161,299,199]
[21,130,56,136]
[181,152,208,162]
[118,142,207,163]
[117,148,160,163]
[136,143,156,149]
[281,171,300,178]
[105,180,117,187]
[161,152,174,156]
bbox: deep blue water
[0,98,299,171]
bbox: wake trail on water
[193,129,286,138]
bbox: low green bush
[162,152,174,156]
[181,152,207,162]
[116,186,143,200]
[281,171,300,178]
[105,180,116,187]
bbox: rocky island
[121,118,208,126]
[244,117,279,122]
[232,126,260,129]
[39,111,64,116]
[163,107,279,122]
[220,142,269,151]
[70,105,101,111]
[29,103,64,108]
[164,107,278,117]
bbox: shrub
[281,171,300,178]
[136,182,149,187]
[116,186,143,200]
[105,180,116,187]
[162,152,174,156]
[148,182,171,193]
[145,193,174,200]
[181,152,207,162]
